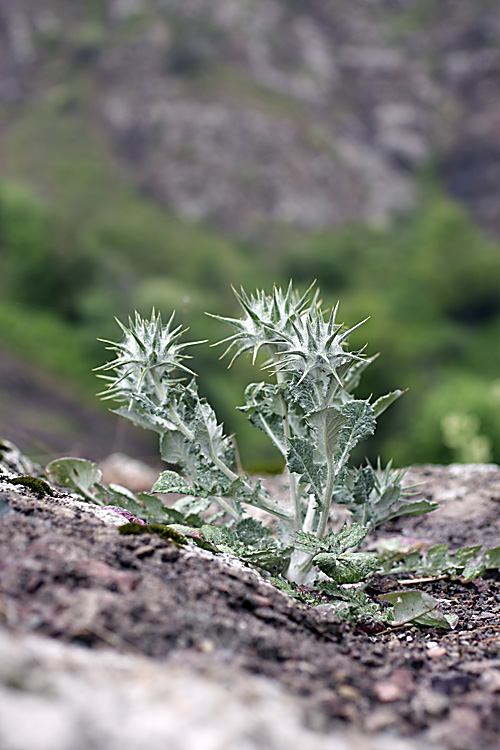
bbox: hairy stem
[210,495,242,522]
[316,454,335,540]
[276,372,301,531]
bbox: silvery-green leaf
[425,544,449,569]
[102,484,146,518]
[334,401,376,475]
[172,495,212,517]
[342,355,377,394]
[286,436,324,503]
[294,530,321,552]
[194,399,233,465]
[307,406,347,459]
[46,458,102,503]
[372,389,406,418]
[484,546,500,569]
[160,431,199,479]
[201,524,239,549]
[152,470,194,496]
[239,382,289,455]
[236,517,272,547]
[380,590,458,629]
[238,546,290,574]
[331,522,369,553]
[350,465,376,505]
[141,493,171,521]
[112,402,172,434]
[287,377,320,415]
[453,546,482,565]
[314,551,377,583]
[381,498,439,523]
[460,561,487,582]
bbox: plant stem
[210,495,242,522]
[276,372,301,530]
[210,451,293,522]
[316,454,335,540]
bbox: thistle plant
[95,283,436,586]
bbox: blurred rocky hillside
[1,0,499,239]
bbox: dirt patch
[0,466,499,750]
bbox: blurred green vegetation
[1,161,500,469]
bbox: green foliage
[376,539,500,583]
[0,183,97,322]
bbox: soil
[0,463,499,750]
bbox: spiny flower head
[271,300,368,388]
[95,309,204,402]
[209,281,318,366]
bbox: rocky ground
[0,459,499,750]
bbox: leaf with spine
[295,523,368,555]
[307,406,347,459]
[380,591,458,629]
[286,436,324,503]
[96,310,202,402]
[160,430,200,479]
[330,522,370,553]
[373,498,438,526]
[46,458,103,503]
[287,376,321,415]
[314,551,378,583]
[209,282,317,367]
[342,355,378,394]
[239,382,291,456]
[372,390,406,418]
[334,401,376,477]
[193,399,234,466]
[270,301,368,389]
[342,461,437,528]
[112,394,178,434]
